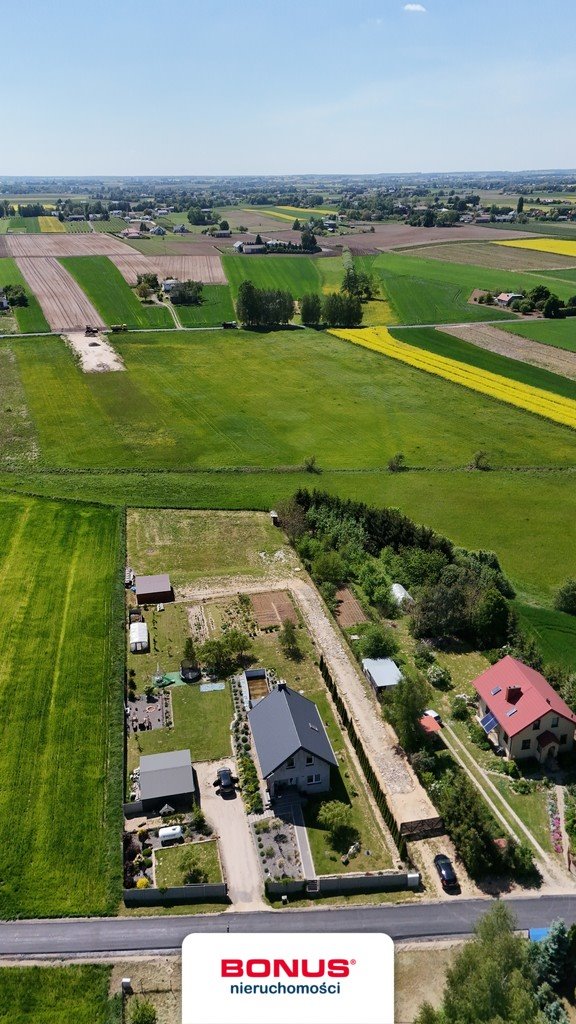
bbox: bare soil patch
[64,331,125,372]
[17,257,105,330]
[395,942,462,1022]
[328,223,535,255]
[441,323,576,380]
[403,240,576,271]
[335,587,369,627]
[5,233,132,257]
[0,237,9,258]
[110,253,226,285]
[250,589,297,628]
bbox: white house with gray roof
[248,683,337,798]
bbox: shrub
[135,877,149,889]
[468,721,491,750]
[555,579,576,616]
[317,800,360,853]
[450,695,470,720]
[130,997,157,1024]
[358,623,398,660]
[427,664,452,690]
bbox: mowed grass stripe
[0,495,122,917]
[0,258,51,333]
[61,255,174,329]
[222,252,323,298]
[330,327,576,429]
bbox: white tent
[130,621,149,653]
[390,582,414,606]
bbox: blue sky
[5,0,576,175]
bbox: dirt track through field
[441,323,576,380]
[5,233,132,258]
[110,253,227,285]
[16,257,105,330]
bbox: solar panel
[480,712,498,733]
[490,686,502,696]
[506,708,518,717]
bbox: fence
[123,882,228,906]
[265,870,420,899]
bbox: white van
[158,825,183,845]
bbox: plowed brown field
[110,253,227,285]
[5,234,132,258]
[16,257,105,331]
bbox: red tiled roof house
[472,655,576,762]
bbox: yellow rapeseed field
[329,326,576,430]
[38,216,65,233]
[493,237,576,258]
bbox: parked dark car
[434,854,457,890]
[215,767,234,793]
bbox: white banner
[182,931,394,1024]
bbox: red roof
[419,715,441,735]
[473,656,576,737]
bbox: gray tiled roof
[249,685,337,778]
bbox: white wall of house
[267,748,331,797]
[478,700,574,761]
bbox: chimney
[506,686,522,705]
[277,681,287,692]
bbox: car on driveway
[215,767,234,794]
[434,854,458,891]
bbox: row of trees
[236,281,294,327]
[416,905,575,1024]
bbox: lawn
[0,965,119,1024]
[155,839,222,887]
[127,508,294,586]
[9,330,576,473]
[0,494,123,918]
[173,285,235,327]
[128,681,233,770]
[222,252,323,298]
[501,318,576,353]
[360,251,576,325]
[0,258,51,332]
[515,603,576,671]
[61,255,174,329]
[127,601,191,691]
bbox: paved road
[2,897,576,957]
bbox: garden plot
[16,257,105,330]
[250,589,297,628]
[335,587,369,628]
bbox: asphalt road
[2,897,576,958]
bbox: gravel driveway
[195,760,266,911]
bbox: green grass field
[0,259,51,333]
[7,217,40,233]
[61,256,174,329]
[501,318,576,353]
[63,220,92,233]
[0,965,118,1024]
[0,494,123,918]
[155,840,222,887]
[0,347,38,465]
[8,330,576,472]
[515,603,576,670]
[1,469,574,606]
[92,217,130,233]
[222,252,324,298]
[360,252,576,325]
[173,285,235,327]
[391,325,576,402]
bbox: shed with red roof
[472,655,576,762]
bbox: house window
[521,739,531,751]
[560,735,568,745]
[285,757,295,769]
[307,774,321,785]
[551,717,559,728]
[305,755,314,766]
[532,719,541,730]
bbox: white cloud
[404,3,427,11]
